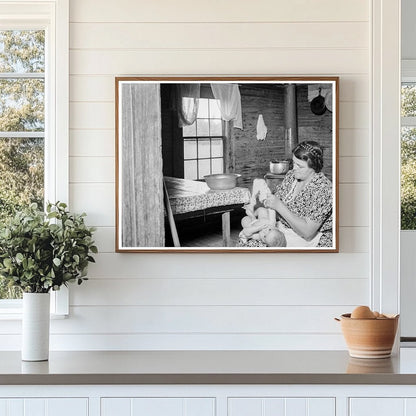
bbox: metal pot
[270,160,290,174]
[310,88,326,116]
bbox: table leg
[222,211,231,247]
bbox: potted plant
[0,202,97,361]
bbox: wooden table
[164,176,251,247]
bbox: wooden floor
[165,209,244,248]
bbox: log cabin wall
[232,85,285,187]
[296,85,333,181]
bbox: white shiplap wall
[49,0,371,350]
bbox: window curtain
[176,84,201,127]
[210,83,243,129]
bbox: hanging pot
[310,88,326,116]
[22,292,50,361]
[325,90,333,112]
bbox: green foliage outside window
[0,30,45,298]
[401,127,416,230]
[401,83,416,230]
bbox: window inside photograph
[0,30,45,299]
[183,98,224,180]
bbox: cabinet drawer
[0,398,88,416]
[350,398,416,416]
[101,397,215,416]
[228,397,335,416]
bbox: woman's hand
[264,194,283,212]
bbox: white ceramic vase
[22,292,50,361]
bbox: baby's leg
[250,178,271,205]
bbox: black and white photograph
[116,77,338,252]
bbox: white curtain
[176,84,200,127]
[210,83,243,129]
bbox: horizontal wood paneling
[70,103,114,129]
[339,184,369,227]
[70,22,368,50]
[69,49,368,76]
[69,75,369,103]
[70,157,114,183]
[70,278,368,306]
[339,227,369,252]
[0,333,348,351]
[339,129,369,157]
[69,183,114,226]
[69,130,115,157]
[69,0,369,23]
[85,253,369,279]
[339,157,369,183]
[0,306,356,335]
[90,226,369,254]
[48,305,357,334]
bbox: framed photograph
[115,77,339,253]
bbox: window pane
[0,30,45,73]
[197,98,209,118]
[211,139,223,157]
[212,158,224,174]
[210,119,222,136]
[209,99,221,118]
[401,126,416,230]
[182,122,196,137]
[184,159,197,180]
[402,84,416,117]
[0,79,44,132]
[0,137,44,301]
[198,139,210,158]
[198,159,211,179]
[197,119,209,136]
[184,139,197,159]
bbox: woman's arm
[264,195,322,241]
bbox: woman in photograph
[240,140,333,248]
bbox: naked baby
[239,179,287,247]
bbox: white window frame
[0,0,69,317]
[371,0,401,324]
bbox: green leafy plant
[0,202,97,293]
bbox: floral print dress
[237,170,333,248]
[274,169,333,247]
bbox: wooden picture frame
[115,77,339,253]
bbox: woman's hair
[292,140,324,173]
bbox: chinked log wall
[233,85,333,187]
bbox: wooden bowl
[337,313,399,359]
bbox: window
[182,98,224,180]
[0,0,68,314]
[401,81,416,230]
[0,30,45,301]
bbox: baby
[240,206,287,247]
[239,178,287,247]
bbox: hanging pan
[310,87,326,116]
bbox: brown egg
[351,305,376,319]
